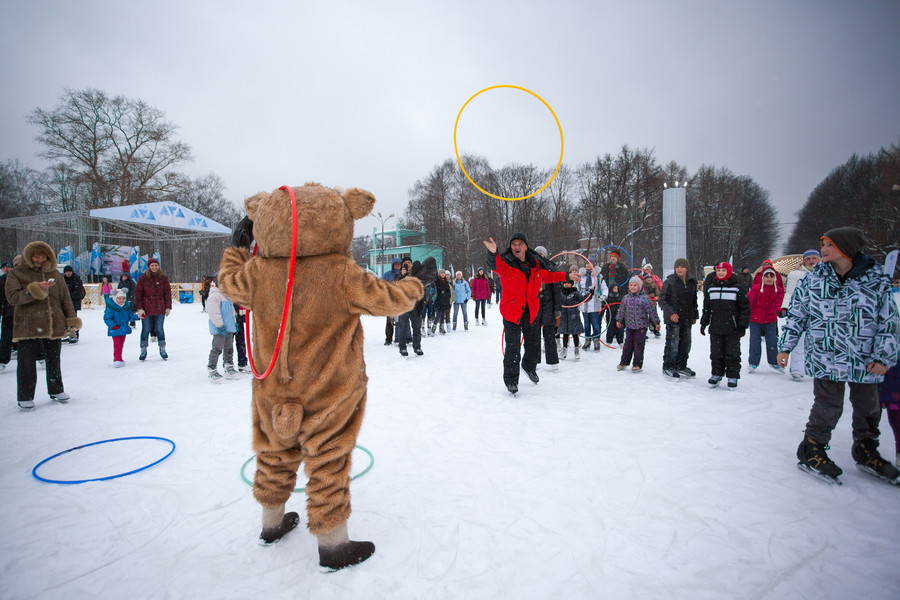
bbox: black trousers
[709,333,742,378]
[385,317,394,344]
[605,304,623,344]
[806,379,881,445]
[17,338,64,402]
[539,309,559,366]
[0,314,12,363]
[234,313,247,367]
[397,309,422,351]
[503,307,541,385]
[663,319,692,370]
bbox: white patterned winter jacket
[778,255,899,383]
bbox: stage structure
[0,201,232,282]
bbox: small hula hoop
[32,436,176,485]
[501,327,526,356]
[240,444,374,494]
[591,244,633,271]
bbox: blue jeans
[453,302,468,324]
[748,321,778,367]
[140,314,166,347]
[582,311,602,339]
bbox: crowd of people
[4,226,899,486]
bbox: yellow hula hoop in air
[453,85,564,202]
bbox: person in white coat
[578,262,608,351]
[781,250,820,380]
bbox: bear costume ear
[339,187,375,220]
[244,192,268,221]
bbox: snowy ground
[1,299,898,600]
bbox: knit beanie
[148,258,160,267]
[802,249,821,259]
[821,227,866,260]
[534,246,548,257]
[674,257,690,270]
[609,252,620,260]
[715,261,733,280]
[629,275,643,287]
[115,289,127,300]
[643,263,653,271]
[63,265,74,273]
[510,232,529,247]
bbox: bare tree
[28,87,192,209]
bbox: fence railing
[81,283,202,308]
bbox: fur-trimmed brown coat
[217,183,424,535]
[5,241,81,342]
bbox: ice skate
[708,375,722,387]
[113,360,126,368]
[582,338,591,350]
[573,345,580,360]
[662,367,680,379]
[506,382,518,395]
[677,367,696,379]
[208,367,223,382]
[852,438,900,485]
[523,368,539,384]
[560,346,567,360]
[727,378,738,389]
[159,343,168,360]
[18,399,35,411]
[50,392,70,403]
[631,365,641,372]
[593,339,601,351]
[797,436,842,484]
[224,363,239,379]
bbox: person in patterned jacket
[778,227,900,484]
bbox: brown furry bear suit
[217,183,433,572]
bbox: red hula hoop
[244,185,298,379]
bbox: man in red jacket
[483,233,580,395]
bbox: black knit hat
[510,232,529,247]
[821,227,866,260]
[674,257,690,270]
[63,265,74,273]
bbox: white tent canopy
[89,201,231,235]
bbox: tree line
[786,141,900,270]
[395,147,780,275]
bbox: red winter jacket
[471,275,491,300]
[748,279,784,324]
[494,251,569,324]
[135,271,172,316]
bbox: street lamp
[373,212,395,275]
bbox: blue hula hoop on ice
[32,436,176,484]
[240,444,375,494]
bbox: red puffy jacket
[748,280,784,323]
[495,252,569,324]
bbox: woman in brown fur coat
[218,183,434,572]
[5,241,81,410]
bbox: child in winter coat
[616,276,660,372]
[471,267,491,325]
[206,278,238,381]
[747,265,785,372]
[104,289,138,367]
[700,262,750,388]
[578,264,607,351]
[658,258,699,378]
[879,359,900,468]
[559,272,592,360]
[452,271,471,330]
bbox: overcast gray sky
[2,0,898,249]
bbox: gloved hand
[700,324,706,336]
[165,308,171,316]
[409,257,437,283]
[231,215,254,249]
[137,309,146,319]
[778,308,787,318]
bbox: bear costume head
[244,183,373,259]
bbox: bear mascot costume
[217,183,434,572]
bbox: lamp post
[374,212,395,276]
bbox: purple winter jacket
[616,291,660,330]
